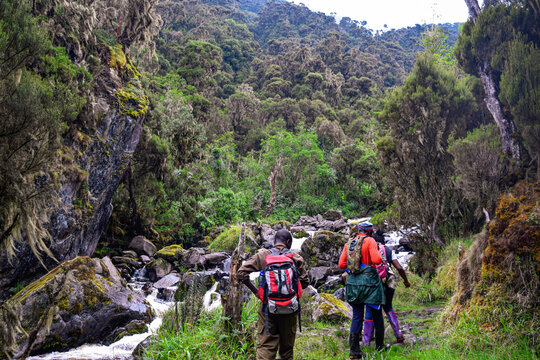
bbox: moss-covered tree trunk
[222,223,246,331]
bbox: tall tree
[459,0,523,160]
[377,54,477,246]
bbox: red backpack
[258,248,303,333]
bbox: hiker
[237,229,309,360]
[339,222,386,359]
[364,229,411,345]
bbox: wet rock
[399,237,413,252]
[323,209,343,221]
[123,250,138,258]
[132,335,152,360]
[155,245,184,264]
[108,319,147,343]
[320,275,342,292]
[146,258,172,282]
[304,285,318,297]
[130,236,157,257]
[300,230,346,267]
[140,255,151,264]
[153,273,181,289]
[333,287,346,301]
[157,288,176,302]
[183,248,206,269]
[295,215,317,227]
[9,256,152,357]
[329,219,349,232]
[308,266,332,287]
[203,252,229,267]
[312,293,352,322]
[112,256,140,267]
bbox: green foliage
[0,0,85,263]
[198,188,254,234]
[378,53,479,246]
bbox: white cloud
[288,0,469,30]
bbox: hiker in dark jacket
[338,222,386,359]
[364,229,411,344]
[237,229,309,360]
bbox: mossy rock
[7,257,151,357]
[271,220,291,231]
[300,230,346,267]
[293,230,309,238]
[146,258,173,282]
[209,226,256,252]
[155,245,184,264]
[312,293,352,323]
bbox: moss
[319,293,349,312]
[114,85,149,118]
[270,220,291,229]
[108,44,127,69]
[155,245,184,262]
[209,226,255,251]
[293,230,308,238]
[58,298,69,310]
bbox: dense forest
[0,0,538,359]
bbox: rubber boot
[374,325,386,351]
[362,319,374,346]
[387,311,404,343]
[349,332,363,359]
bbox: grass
[143,235,538,359]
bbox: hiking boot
[376,343,392,351]
[362,319,374,345]
[387,311,404,342]
[349,332,363,359]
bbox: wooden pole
[222,223,246,331]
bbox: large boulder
[308,266,332,287]
[300,230,346,267]
[322,209,343,221]
[155,245,184,264]
[8,256,152,358]
[129,236,157,257]
[183,248,206,269]
[203,252,229,268]
[312,293,352,323]
[146,258,172,282]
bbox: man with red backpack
[237,229,309,360]
[363,229,411,345]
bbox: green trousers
[256,307,298,360]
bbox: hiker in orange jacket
[338,222,386,359]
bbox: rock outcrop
[8,256,152,358]
[0,0,162,299]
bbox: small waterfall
[291,230,315,251]
[202,281,222,312]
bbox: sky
[287,0,471,30]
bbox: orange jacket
[338,234,382,269]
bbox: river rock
[333,287,346,301]
[108,319,147,343]
[399,237,414,252]
[203,252,229,267]
[295,215,317,227]
[322,209,343,221]
[304,285,318,297]
[146,258,172,282]
[183,248,206,269]
[312,293,352,323]
[308,266,332,287]
[123,250,138,258]
[129,236,157,257]
[153,273,181,289]
[140,255,151,264]
[300,230,346,267]
[8,256,152,357]
[155,245,184,264]
[320,275,342,292]
[112,256,140,267]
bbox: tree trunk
[222,223,246,331]
[431,194,445,247]
[265,160,280,218]
[478,61,521,159]
[463,0,521,160]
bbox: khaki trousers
[256,307,298,360]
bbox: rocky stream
[13,212,415,359]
